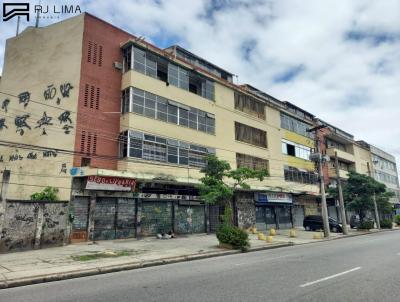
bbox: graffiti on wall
[0,82,75,137]
[14,114,31,136]
[1,99,10,112]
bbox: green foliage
[198,155,269,205]
[380,218,393,229]
[336,171,392,221]
[358,220,374,230]
[216,224,250,251]
[30,186,59,201]
[394,214,400,225]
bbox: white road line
[299,267,362,288]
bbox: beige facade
[0,15,84,200]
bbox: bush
[216,224,250,251]
[30,186,59,201]
[394,214,400,226]
[380,218,393,229]
[358,220,374,230]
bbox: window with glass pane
[144,92,156,118]
[132,88,144,114]
[133,47,146,73]
[167,146,178,164]
[206,116,215,134]
[179,148,189,165]
[189,108,198,130]
[145,53,157,78]
[168,64,179,86]
[179,107,189,127]
[167,104,178,124]
[123,47,132,72]
[121,88,130,114]
[129,138,142,158]
[156,97,168,122]
[198,111,206,132]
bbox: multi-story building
[0,13,320,243]
[357,142,400,212]
[0,13,397,245]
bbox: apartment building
[0,13,397,243]
[356,142,400,211]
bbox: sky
[1,0,399,172]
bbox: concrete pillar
[34,203,44,249]
[0,170,11,237]
[135,198,142,239]
[87,192,97,241]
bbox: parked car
[303,215,343,233]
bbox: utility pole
[367,162,380,229]
[308,125,330,238]
[334,152,348,235]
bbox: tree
[198,155,268,223]
[328,171,392,222]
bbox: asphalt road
[1,231,400,302]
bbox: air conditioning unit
[113,61,123,70]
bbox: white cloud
[0,0,399,174]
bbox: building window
[280,112,314,139]
[235,122,267,148]
[121,87,215,135]
[284,166,318,184]
[123,45,215,101]
[326,138,346,152]
[234,92,265,119]
[236,153,268,171]
[119,130,215,168]
[282,139,311,160]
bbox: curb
[0,243,292,290]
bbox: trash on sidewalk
[156,231,176,239]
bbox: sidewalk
[0,227,397,289]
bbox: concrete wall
[0,15,84,200]
[0,201,68,253]
[236,192,256,229]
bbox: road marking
[235,254,292,266]
[299,267,361,288]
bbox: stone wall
[236,192,256,229]
[0,201,68,253]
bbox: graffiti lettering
[60,163,67,174]
[62,124,73,134]
[27,152,37,159]
[14,114,31,136]
[35,111,53,130]
[43,84,56,100]
[9,154,23,161]
[43,150,57,158]
[58,111,72,124]
[1,99,10,112]
[0,155,3,162]
[35,111,53,135]
[18,91,30,108]
[0,118,8,130]
[60,83,73,98]
[57,97,61,105]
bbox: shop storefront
[255,192,293,230]
[70,176,206,242]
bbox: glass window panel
[167,104,178,124]
[167,146,178,164]
[179,107,189,127]
[179,148,189,165]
